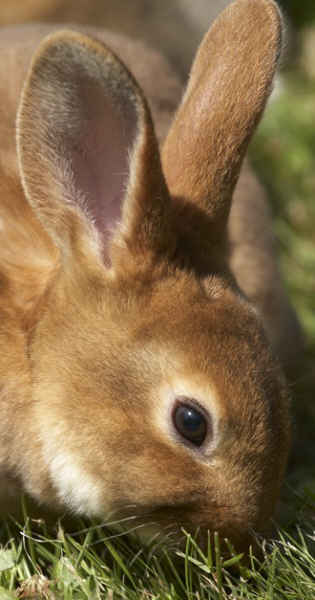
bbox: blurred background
[0,0,314,519]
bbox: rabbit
[0,0,299,551]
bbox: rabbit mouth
[112,501,256,553]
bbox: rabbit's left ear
[17,30,173,270]
[162,0,282,244]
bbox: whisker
[89,521,158,545]
[69,514,138,537]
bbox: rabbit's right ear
[17,31,174,273]
[162,0,282,246]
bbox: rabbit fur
[0,0,299,550]
[0,0,233,77]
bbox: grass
[0,509,314,599]
[1,16,315,600]
[279,0,315,28]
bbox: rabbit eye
[173,402,207,447]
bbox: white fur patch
[38,426,105,517]
[47,450,104,516]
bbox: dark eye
[173,402,207,447]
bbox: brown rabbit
[0,0,297,551]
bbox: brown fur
[0,0,231,76]
[0,0,297,551]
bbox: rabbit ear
[17,30,173,270]
[162,0,282,242]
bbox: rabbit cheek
[43,448,105,517]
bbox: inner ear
[62,72,137,254]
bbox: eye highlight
[173,401,208,447]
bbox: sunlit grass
[0,505,314,599]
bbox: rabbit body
[0,0,298,550]
[0,0,232,77]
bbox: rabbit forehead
[33,268,278,427]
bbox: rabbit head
[1,0,290,551]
